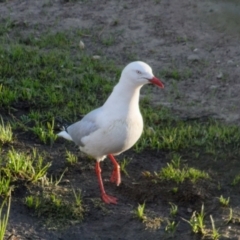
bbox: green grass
[65,150,78,165]
[144,154,209,184]
[165,220,178,234]
[210,215,221,240]
[120,157,131,177]
[159,67,192,81]
[0,23,240,237]
[218,195,230,207]
[136,114,240,153]
[169,202,178,217]
[134,202,146,221]
[183,204,206,235]
[3,148,51,182]
[0,195,11,240]
[0,37,119,124]
[0,175,11,197]
[232,174,240,186]
[25,190,84,227]
[0,117,13,144]
[32,118,57,145]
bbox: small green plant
[171,187,178,193]
[134,202,146,221]
[232,174,240,186]
[0,175,11,197]
[169,202,178,217]
[66,150,78,165]
[101,35,115,46]
[165,220,178,234]
[5,148,51,182]
[0,195,11,240]
[171,154,181,168]
[210,215,221,240]
[32,118,57,145]
[225,208,233,224]
[120,157,131,176]
[218,195,230,207]
[0,118,13,144]
[25,195,41,209]
[25,192,84,227]
[157,156,209,184]
[25,195,34,208]
[72,189,82,207]
[40,168,67,187]
[0,84,17,107]
[183,204,206,235]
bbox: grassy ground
[1,16,240,240]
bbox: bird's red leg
[95,161,118,204]
[108,154,121,186]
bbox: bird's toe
[102,193,118,204]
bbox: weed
[210,215,221,240]
[232,174,240,186]
[169,202,178,217]
[19,115,31,125]
[1,83,19,109]
[225,208,233,224]
[218,195,230,207]
[0,118,13,144]
[72,189,82,207]
[32,118,57,145]
[134,202,146,221]
[157,156,209,184]
[66,150,78,165]
[25,195,41,209]
[41,168,68,187]
[0,195,11,240]
[165,220,178,234]
[136,116,240,154]
[120,157,131,177]
[182,204,206,235]
[171,154,181,168]
[101,35,115,46]
[0,175,11,197]
[25,192,84,227]
[0,17,15,35]
[142,154,209,185]
[176,36,188,43]
[5,148,51,182]
[160,68,180,80]
[171,187,178,193]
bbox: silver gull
[57,61,164,204]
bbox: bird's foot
[110,167,121,186]
[101,193,118,204]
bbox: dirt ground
[1,0,240,239]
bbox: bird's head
[120,61,164,88]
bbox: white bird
[57,61,164,204]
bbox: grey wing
[67,107,101,146]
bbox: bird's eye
[136,70,142,75]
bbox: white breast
[80,114,143,160]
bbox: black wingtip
[55,117,69,132]
[62,124,69,132]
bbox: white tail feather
[57,131,73,141]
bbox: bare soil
[1,0,240,239]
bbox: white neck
[102,80,142,116]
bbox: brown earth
[1,0,240,239]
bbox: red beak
[149,76,164,88]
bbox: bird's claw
[101,193,118,204]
